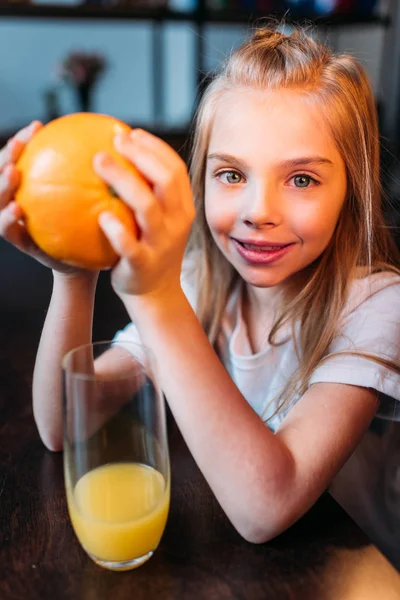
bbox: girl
[1,25,399,544]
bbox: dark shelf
[206,12,390,27]
[0,3,195,20]
[0,3,391,27]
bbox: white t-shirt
[114,267,400,431]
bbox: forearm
[123,291,294,542]
[33,273,98,451]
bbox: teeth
[242,243,283,251]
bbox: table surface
[2,309,400,600]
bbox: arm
[34,279,146,452]
[0,122,100,452]
[122,291,378,543]
[33,272,98,452]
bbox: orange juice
[67,463,169,563]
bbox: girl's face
[205,88,347,291]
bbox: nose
[241,181,282,229]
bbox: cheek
[296,211,337,240]
[291,192,346,246]
[205,194,237,234]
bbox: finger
[131,128,182,169]
[0,201,29,248]
[0,201,41,255]
[99,211,143,262]
[94,153,163,240]
[0,121,42,172]
[13,120,42,143]
[0,139,22,172]
[114,130,191,213]
[0,165,21,210]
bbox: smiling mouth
[231,238,295,265]
[233,240,292,252]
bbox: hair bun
[251,27,286,50]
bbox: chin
[236,263,302,289]
[248,279,285,289]
[236,269,286,288]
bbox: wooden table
[2,307,400,600]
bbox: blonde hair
[187,25,400,421]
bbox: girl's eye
[292,174,317,188]
[217,171,243,184]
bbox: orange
[15,112,140,270]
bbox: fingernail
[6,138,16,151]
[99,212,121,233]
[3,164,13,179]
[22,123,34,137]
[7,201,19,217]
[27,121,39,133]
[3,165,17,185]
[96,152,113,168]
[130,128,145,141]
[99,211,114,224]
[114,132,129,148]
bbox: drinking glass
[62,340,170,571]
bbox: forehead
[208,88,341,163]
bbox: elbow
[234,509,299,545]
[238,529,273,545]
[33,397,64,452]
[232,486,314,545]
[33,415,63,452]
[233,518,280,545]
[231,455,298,544]
[37,426,64,452]
[42,437,64,453]
[227,492,291,544]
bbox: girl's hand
[0,121,96,279]
[95,129,195,300]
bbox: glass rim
[62,339,155,382]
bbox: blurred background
[0,0,396,143]
[0,0,399,317]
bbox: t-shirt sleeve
[309,275,400,417]
[112,258,197,351]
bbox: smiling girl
[1,25,399,544]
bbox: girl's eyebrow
[277,156,334,169]
[207,153,248,170]
[207,153,334,170]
